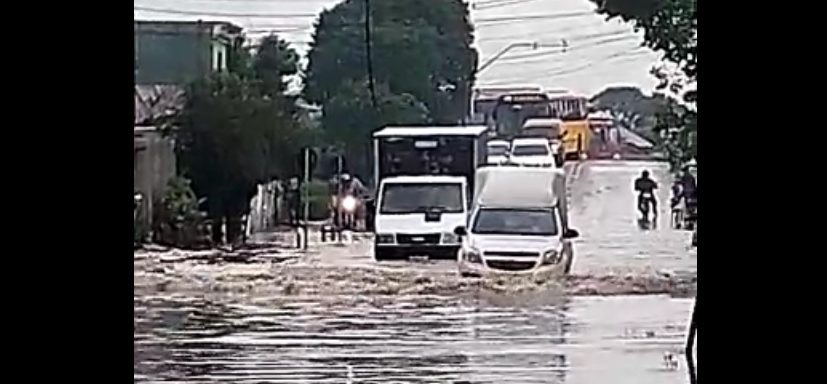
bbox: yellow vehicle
[548,92,591,160]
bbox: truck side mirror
[454,226,468,236]
[563,228,579,239]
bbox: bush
[305,179,331,220]
[152,177,211,249]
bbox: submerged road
[134,160,696,383]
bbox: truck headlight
[375,234,395,244]
[464,248,482,264]
[542,250,559,265]
[441,233,459,244]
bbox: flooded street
[135,160,696,383]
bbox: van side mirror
[454,226,468,236]
[563,228,579,239]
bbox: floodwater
[134,160,696,383]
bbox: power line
[472,0,546,11]
[474,11,596,25]
[134,5,317,18]
[482,48,651,85]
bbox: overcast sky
[134,0,662,96]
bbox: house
[134,85,185,231]
[135,20,242,85]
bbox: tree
[164,35,304,245]
[591,0,697,167]
[304,0,478,177]
[253,34,301,98]
[321,78,430,176]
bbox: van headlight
[441,233,459,244]
[542,250,560,265]
[464,247,482,264]
[375,234,395,244]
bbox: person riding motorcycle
[331,173,367,229]
[634,170,658,219]
[679,166,698,224]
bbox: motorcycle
[683,195,697,230]
[638,191,656,221]
[339,194,359,230]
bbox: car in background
[509,137,558,167]
[486,139,510,164]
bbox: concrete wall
[135,21,219,85]
[134,126,177,229]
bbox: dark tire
[460,271,481,278]
[374,247,405,261]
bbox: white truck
[455,165,578,279]
[372,125,488,261]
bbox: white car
[509,137,558,167]
[374,175,468,261]
[486,139,510,164]
[456,166,578,279]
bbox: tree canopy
[591,0,697,168]
[303,0,478,176]
[164,34,305,243]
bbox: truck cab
[371,125,488,261]
[374,176,468,260]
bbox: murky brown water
[134,160,696,383]
[134,294,692,383]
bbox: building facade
[134,20,241,85]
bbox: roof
[487,139,510,146]
[135,85,185,125]
[512,137,551,146]
[618,126,655,149]
[474,166,564,208]
[474,85,543,100]
[381,175,468,184]
[523,118,563,129]
[373,125,488,138]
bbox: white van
[374,175,468,261]
[455,166,578,279]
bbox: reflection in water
[135,294,690,384]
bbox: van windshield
[380,183,464,214]
[472,208,557,236]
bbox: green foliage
[253,34,301,98]
[163,35,306,244]
[305,179,332,220]
[591,0,696,168]
[304,0,478,176]
[152,177,211,249]
[591,86,684,143]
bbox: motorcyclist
[634,170,658,219]
[670,176,684,209]
[679,166,698,222]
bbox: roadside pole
[303,148,310,251]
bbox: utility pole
[364,0,377,107]
[302,148,310,250]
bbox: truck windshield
[511,144,549,156]
[380,183,464,214]
[472,208,558,236]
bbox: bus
[490,92,554,136]
[548,92,591,160]
[470,85,543,126]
